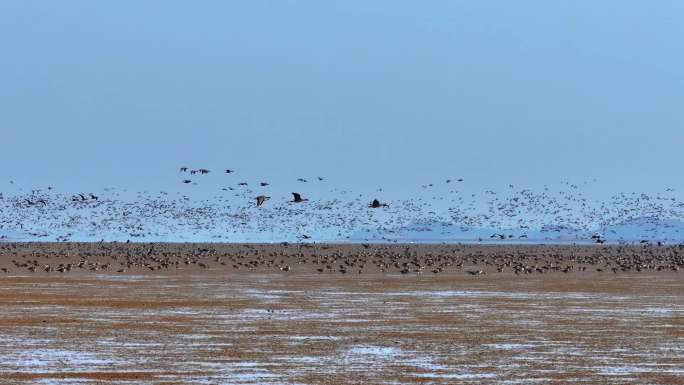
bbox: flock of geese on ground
[0,242,681,276]
[0,166,683,244]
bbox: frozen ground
[0,273,681,384]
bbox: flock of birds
[1,166,684,244]
[0,242,681,276]
[179,167,387,209]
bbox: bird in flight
[255,195,270,206]
[292,193,308,203]
[369,199,389,208]
[225,169,234,174]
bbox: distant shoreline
[0,239,675,246]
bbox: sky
[1,1,683,199]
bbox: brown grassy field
[0,243,682,384]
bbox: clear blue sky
[1,1,683,198]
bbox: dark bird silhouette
[255,195,270,206]
[369,199,389,208]
[292,193,308,203]
[180,167,188,172]
[225,169,234,174]
[297,178,307,182]
[182,180,192,184]
[260,182,269,187]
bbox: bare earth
[0,243,682,384]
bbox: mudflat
[0,243,682,384]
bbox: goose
[255,195,270,206]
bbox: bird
[292,193,308,203]
[260,182,269,187]
[182,180,192,184]
[369,199,389,208]
[225,169,234,174]
[255,196,270,206]
[297,178,307,182]
[180,167,188,172]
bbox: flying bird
[255,195,270,206]
[292,193,308,203]
[369,199,389,208]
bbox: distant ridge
[348,217,684,244]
